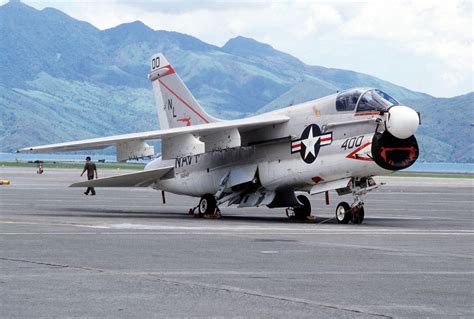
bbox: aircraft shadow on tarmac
[34,206,335,224]
[31,206,417,227]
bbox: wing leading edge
[18,115,290,160]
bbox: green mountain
[406,93,474,163]
[0,1,472,162]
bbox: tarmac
[0,166,473,318]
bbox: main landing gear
[189,194,221,218]
[287,195,315,221]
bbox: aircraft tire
[198,194,216,216]
[336,202,351,224]
[294,195,311,219]
[352,206,365,224]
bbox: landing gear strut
[334,177,379,225]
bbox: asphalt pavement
[0,167,473,318]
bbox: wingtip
[17,147,33,153]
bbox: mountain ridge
[0,1,472,162]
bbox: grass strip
[0,161,145,170]
[1,161,472,178]
[391,171,473,179]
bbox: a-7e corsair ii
[20,53,420,224]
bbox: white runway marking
[81,223,474,235]
[1,221,473,237]
[372,192,473,195]
[369,215,422,220]
[369,199,474,204]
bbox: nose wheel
[336,202,351,224]
[336,201,365,224]
[351,205,365,224]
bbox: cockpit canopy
[336,88,399,113]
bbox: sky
[3,0,473,97]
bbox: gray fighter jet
[20,53,420,224]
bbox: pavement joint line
[302,243,473,260]
[0,257,104,272]
[141,275,393,318]
[0,257,388,317]
[3,269,473,276]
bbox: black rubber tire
[336,202,351,224]
[294,195,311,219]
[198,194,216,215]
[352,206,365,224]
[359,207,365,224]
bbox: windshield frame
[335,88,367,112]
[355,89,399,113]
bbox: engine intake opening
[371,131,419,171]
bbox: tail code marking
[158,79,209,124]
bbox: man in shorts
[80,156,98,195]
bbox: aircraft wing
[18,114,290,161]
[70,166,173,188]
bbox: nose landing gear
[335,202,351,224]
[335,177,379,225]
[351,204,365,224]
[335,201,365,224]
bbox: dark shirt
[84,161,97,178]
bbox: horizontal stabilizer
[70,166,173,188]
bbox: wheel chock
[287,214,317,222]
[202,213,221,219]
[203,209,222,219]
[305,215,317,222]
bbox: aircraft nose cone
[386,105,420,139]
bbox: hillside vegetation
[0,1,472,162]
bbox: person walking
[80,156,98,195]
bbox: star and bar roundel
[291,124,332,164]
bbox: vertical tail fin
[148,53,218,129]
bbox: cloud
[3,0,473,96]
[301,4,343,37]
[111,0,267,14]
[339,1,473,92]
